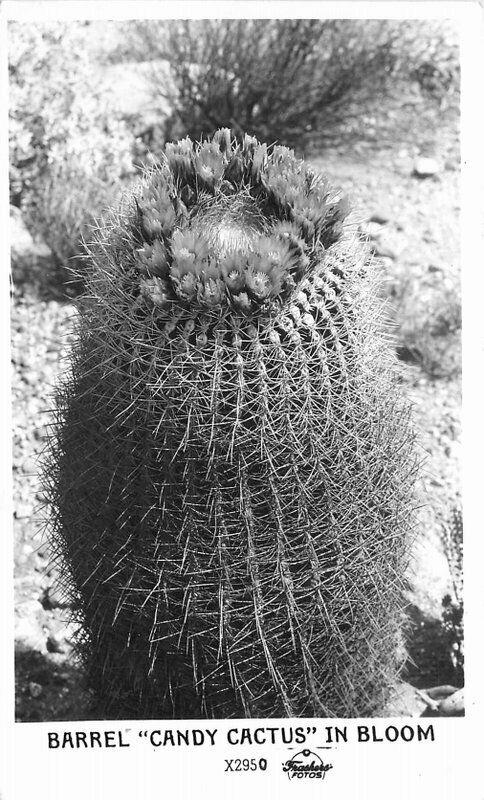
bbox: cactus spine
[45,130,416,719]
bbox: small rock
[16,617,46,653]
[439,688,464,716]
[41,583,72,610]
[17,598,44,619]
[369,210,390,225]
[14,503,33,520]
[10,208,36,261]
[46,632,67,654]
[33,425,48,442]
[420,687,464,717]
[28,682,43,698]
[381,682,427,717]
[378,256,395,272]
[359,221,382,241]
[413,157,440,179]
[20,457,38,476]
[371,241,397,260]
[10,206,51,262]
[425,684,458,701]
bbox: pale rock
[369,210,390,225]
[371,241,397,260]
[46,631,67,654]
[41,582,68,610]
[438,688,464,716]
[10,206,51,263]
[28,681,43,698]
[16,598,44,619]
[15,616,46,653]
[359,221,383,241]
[413,157,440,179]
[381,681,428,717]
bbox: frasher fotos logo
[282,749,333,781]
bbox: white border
[0,3,15,800]
[1,0,477,22]
[1,3,483,799]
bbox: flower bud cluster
[131,130,348,313]
[292,188,349,242]
[138,172,177,240]
[139,276,172,309]
[167,228,304,310]
[137,239,169,278]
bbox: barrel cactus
[44,130,417,719]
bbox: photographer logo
[282,749,333,781]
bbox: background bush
[9,22,135,272]
[8,19,459,276]
[142,19,459,151]
[396,275,461,379]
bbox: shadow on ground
[403,603,464,690]
[15,606,463,721]
[15,645,95,722]
[11,254,84,305]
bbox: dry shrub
[9,21,134,275]
[396,279,461,379]
[140,19,459,151]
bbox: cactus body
[45,131,416,719]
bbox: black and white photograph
[1,2,482,797]
[8,11,464,720]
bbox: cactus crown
[112,130,349,317]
